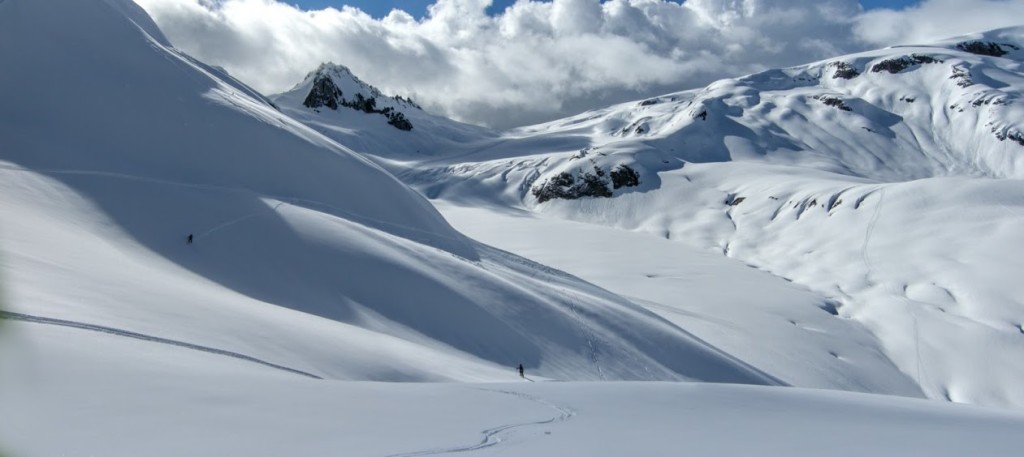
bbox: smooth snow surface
[436,202,923,398]
[3,324,1024,457]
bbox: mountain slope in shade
[0,0,784,385]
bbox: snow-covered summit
[272,62,497,158]
[493,25,1024,193]
[287,62,419,131]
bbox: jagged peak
[296,62,417,131]
[297,62,420,110]
[302,62,382,98]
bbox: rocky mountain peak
[298,62,418,131]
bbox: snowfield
[355,28,1024,408]
[3,0,1024,454]
[4,323,1024,457]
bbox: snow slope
[3,0,1024,454]
[436,202,922,397]
[3,321,1023,457]
[0,0,781,385]
[319,29,1024,407]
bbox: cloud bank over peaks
[134,0,1024,129]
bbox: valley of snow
[381,32,1024,409]
[4,0,1024,455]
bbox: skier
[518,364,524,379]
[186,234,193,244]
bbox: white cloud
[133,0,1024,129]
[854,0,1024,47]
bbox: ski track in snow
[861,188,885,279]
[0,311,322,380]
[503,255,608,381]
[565,291,607,381]
[198,201,285,240]
[386,388,576,457]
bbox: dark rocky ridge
[303,75,343,110]
[302,73,414,131]
[871,54,943,74]
[956,41,1012,57]
[829,61,860,80]
[532,164,641,203]
[813,95,852,111]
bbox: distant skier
[186,234,193,244]
[518,364,524,378]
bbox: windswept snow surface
[279,29,1024,407]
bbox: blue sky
[289,0,922,18]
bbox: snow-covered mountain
[280,28,1024,407]
[272,62,498,160]
[399,28,1024,194]
[3,0,1024,454]
[1,0,802,388]
[394,29,1024,407]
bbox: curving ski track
[387,388,576,457]
[861,188,885,276]
[0,311,322,380]
[566,291,606,380]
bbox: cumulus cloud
[133,0,1024,128]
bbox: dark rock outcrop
[871,54,943,74]
[532,164,640,203]
[813,95,852,111]
[383,110,413,131]
[727,196,746,206]
[532,168,612,203]
[956,41,1009,57]
[302,75,344,110]
[950,64,974,88]
[829,61,860,80]
[610,165,640,189]
[995,129,1024,147]
[302,77,414,131]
